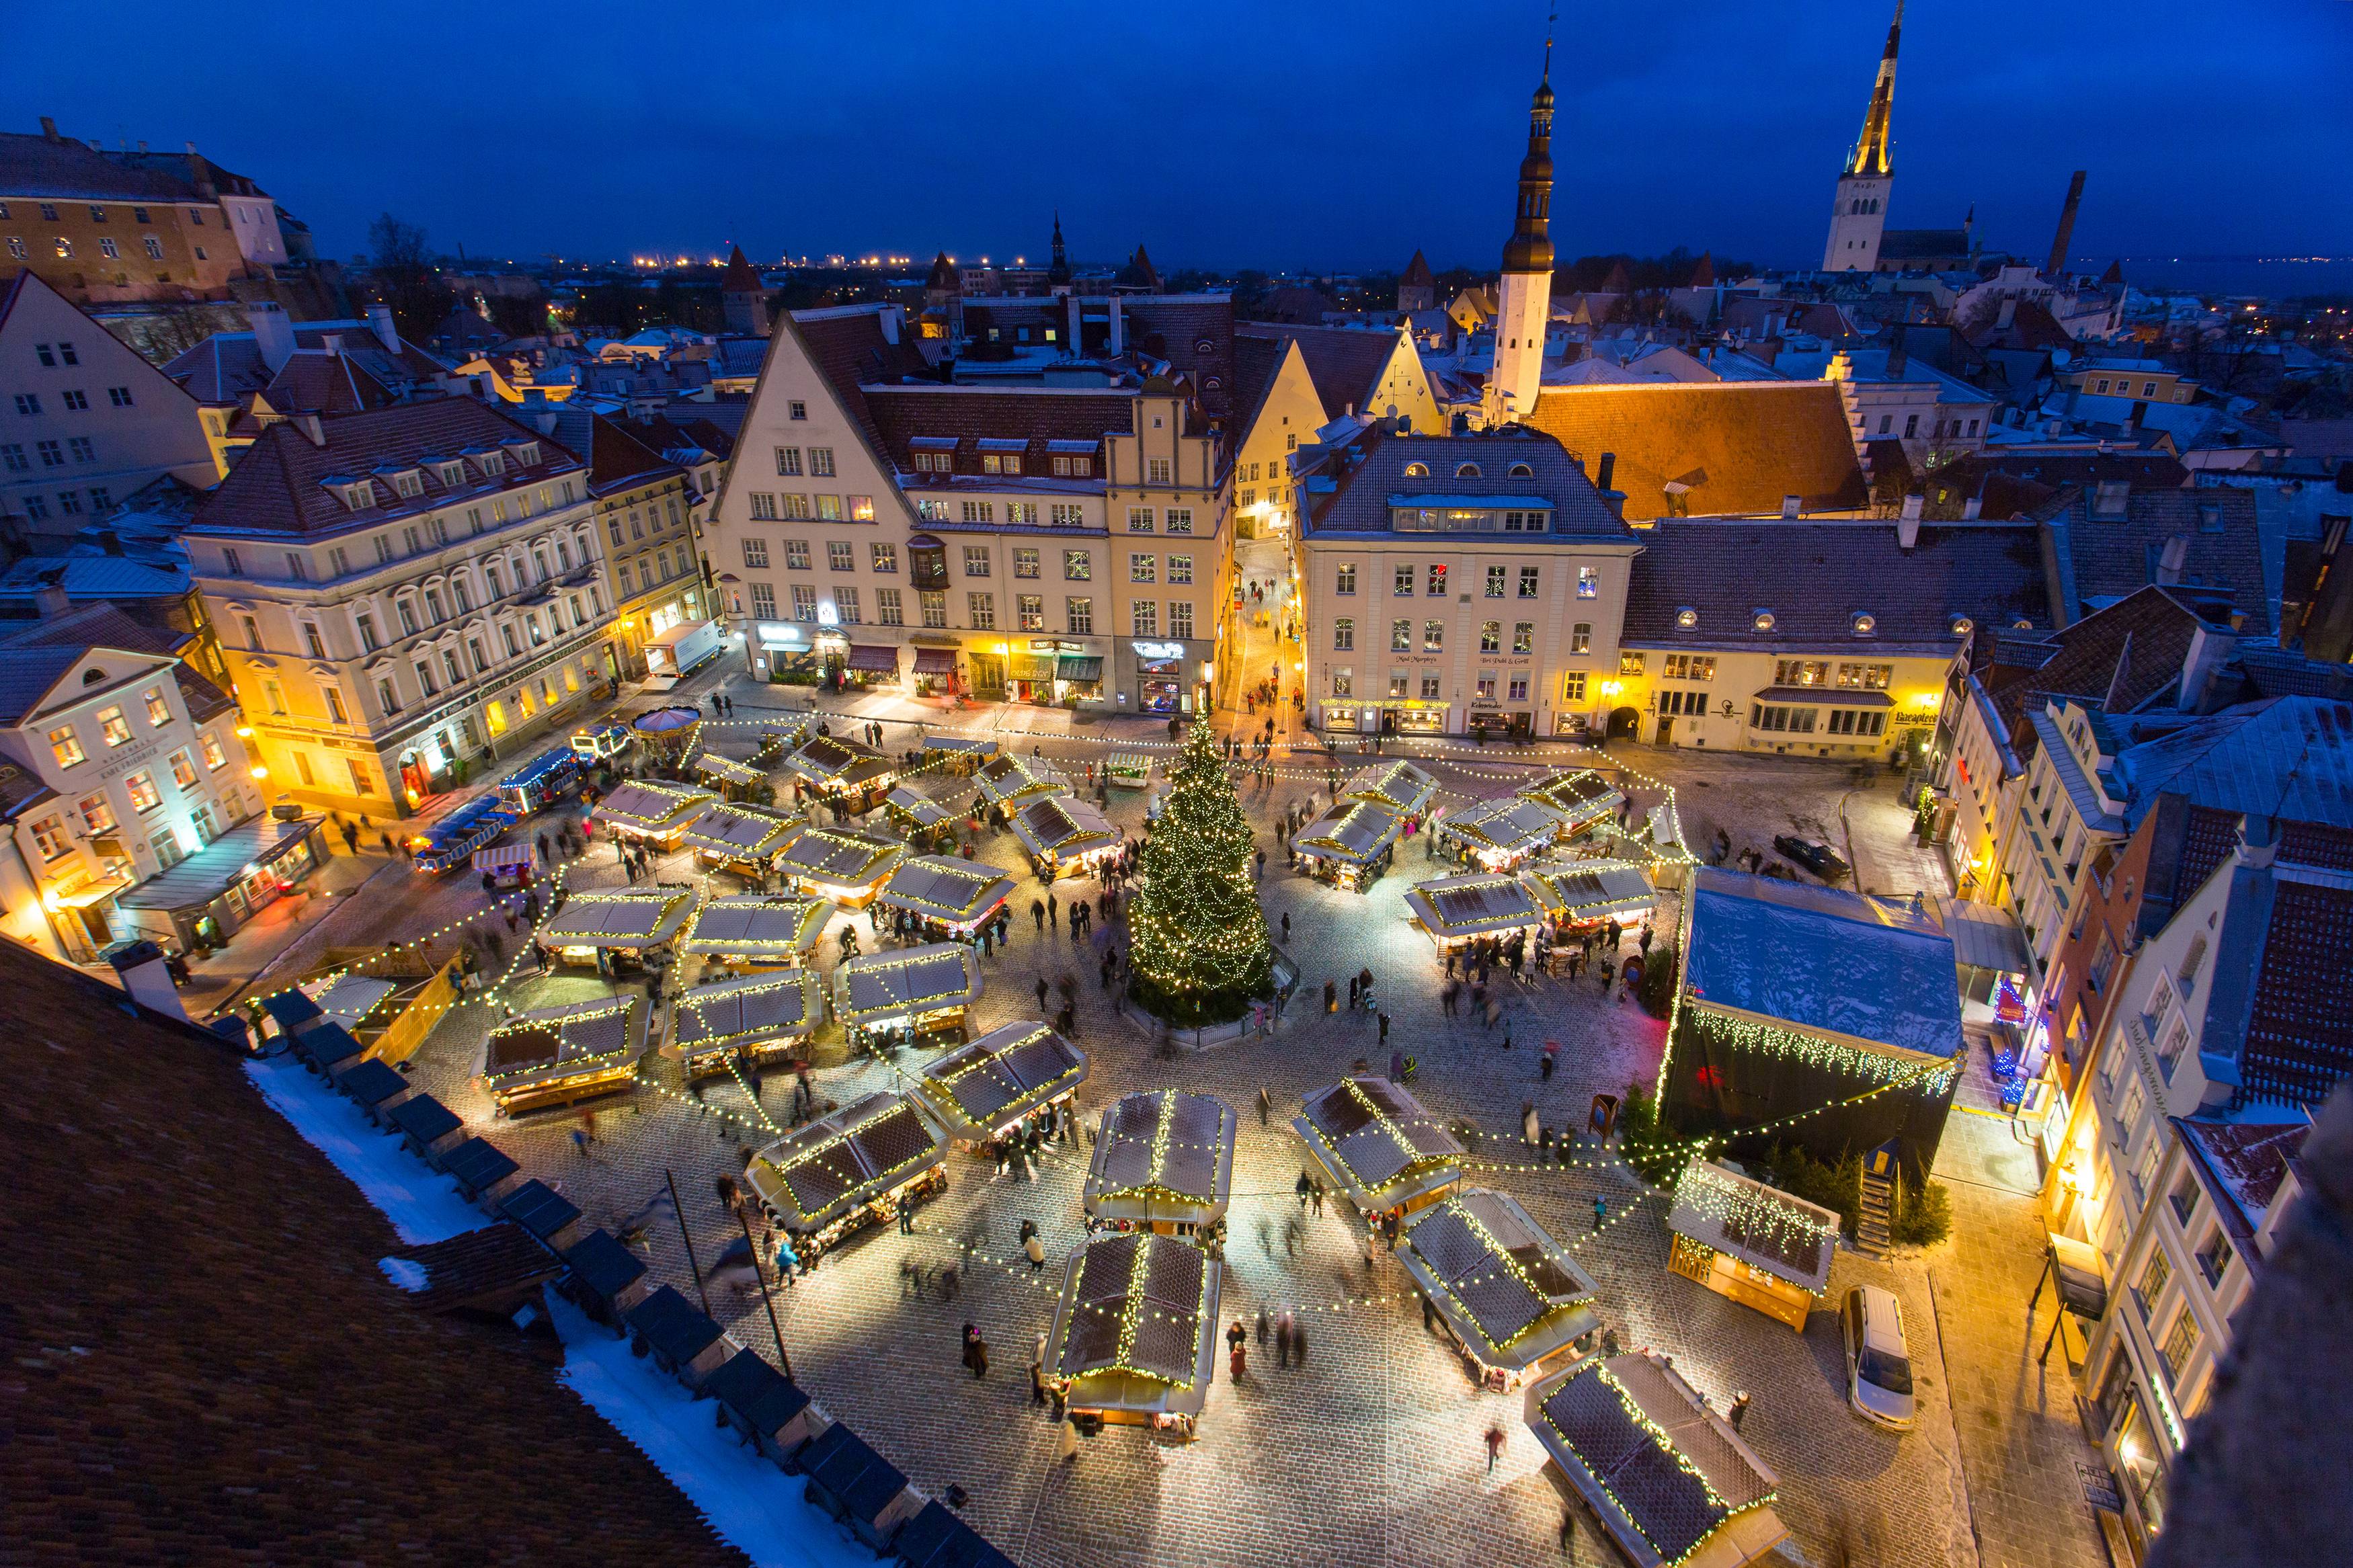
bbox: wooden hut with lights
[690,750,767,801]
[1666,868,1966,1179]
[772,825,905,907]
[914,1021,1088,1145]
[1008,792,1121,877]
[834,942,982,1047]
[1403,872,1548,953]
[677,893,831,971]
[1519,860,1657,934]
[744,1091,948,1256]
[1045,1231,1222,1439]
[783,731,896,811]
[1518,768,1624,837]
[1083,1090,1236,1238]
[1435,796,1565,871]
[1340,757,1439,817]
[1292,1076,1464,1220]
[882,771,971,833]
[664,970,826,1079]
[922,734,998,774]
[1664,1159,1840,1331]
[1523,1351,1788,1568]
[972,750,1064,808]
[1293,799,1403,891]
[1103,751,1154,790]
[875,856,1014,939]
[481,995,647,1115]
[678,801,799,876]
[1398,1189,1601,1391]
[591,779,715,850]
[534,888,698,972]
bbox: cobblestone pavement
[356,706,2105,1568]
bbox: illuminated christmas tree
[1129,721,1274,1024]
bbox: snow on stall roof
[378,1255,431,1292]
[1683,868,1963,1059]
[549,1290,871,1568]
[245,1054,486,1244]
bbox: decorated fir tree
[1128,721,1275,1024]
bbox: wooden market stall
[1435,796,1566,871]
[534,888,698,973]
[592,780,716,851]
[1518,768,1624,837]
[678,801,800,876]
[772,825,906,907]
[1664,1159,1841,1331]
[1045,1231,1222,1439]
[882,772,973,833]
[1403,872,1548,954]
[784,732,897,811]
[1293,799,1403,891]
[922,735,998,774]
[481,995,648,1116]
[1519,860,1658,934]
[1291,1076,1465,1220]
[1083,1090,1236,1238]
[834,942,982,1048]
[664,970,826,1079]
[875,855,1014,939]
[972,750,1064,808]
[676,893,832,971]
[692,749,767,800]
[1523,1351,1788,1568]
[1398,1189,1601,1391]
[913,1020,1088,1145]
[1340,757,1439,817]
[1008,792,1121,878]
[744,1090,949,1257]
[1104,751,1154,790]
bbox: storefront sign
[755,622,807,650]
[1131,641,1185,660]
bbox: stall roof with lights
[1045,1231,1222,1421]
[666,971,825,1057]
[1009,792,1119,862]
[536,889,699,949]
[1436,796,1564,860]
[592,780,716,837]
[482,995,647,1096]
[1399,1189,1600,1376]
[1340,758,1439,816]
[914,1021,1088,1139]
[1293,1076,1465,1213]
[1665,1159,1840,1297]
[744,1090,947,1235]
[876,855,1014,925]
[690,751,764,788]
[883,771,971,827]
[784,732,893,790]
[678,801,799,862]
[1295,799,1403,867]
[772,826,905,890]
[676,893,831,959]
[1084,1090,1236,1227]
[834,942,981,1027]
[973,751,1065,805]
[1520,860,1657,923]
[1404,872,1548,942]
[1519,768,1625,829]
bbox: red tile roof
[865,387,1131,477]
[1525,382,1870,520]
[787,307,934,457]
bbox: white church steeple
[1823,1,1903,272]
[1488,39,1556,425]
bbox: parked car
[1773,833,1851,882]
[1841,1285,1916,1430]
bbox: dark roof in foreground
[1525,382,1871,521]
[1303,427,1628,539]
[0,937,744,1565]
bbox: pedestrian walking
[1035,975,1049,1012]
[1230,1339,1246,1380]
[1258,1086,1271,1126]
[1378,1011,1391,1046]
[1347,974,1361,1009]
[1025,1233,1047,1270]
[1292,1321,1308,1366]
[897,1192,915,1234]
[1031,897,1045,932]
[1522,1100,1540,1151]
[1324,979,1337,1014]
[1055,1417,1080,1462]
[1047,893,1058,930]
[1485,1426,1505,1473]
[1280,912,1291,943]
[1256,1307,1269,1347]
[971,1334,990,1379]
[1591,1196,1608,1232]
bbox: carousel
[1398,1189,1601,1391]
[913,1020,1088,1145]
[1045,1231,1222,1439]
[783,731,897,812]
[1404,872,1548,954]
[664,970,826,1079]
[834,941,982,1048]
[1517,768,1624,838]
[1292,1076,1465,1220]
[1008,792,1121,878]
[1083,1090,1236,1238]
[677,893,832,971]
[972,751,1064,808]
[771,825,906,907]
[679,801,801,876]
[1339,757,1439,817]
[629,705,705,764]
[1293,799,1403,891]
[481,995,649,1116]
[744,1091,949,1257]
[592,779,717,851]
[534,888,699,972]
[875,856,1014,939]
[1434,796,1566,871]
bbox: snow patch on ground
[378,1256,431,1292]
[547,1290,871,1568]
[245,1053,485,1244]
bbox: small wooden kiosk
[481,995,648,1115]
[1435,797,1565,871]
[1398,1189,1601,1391]
[1403,872,1548,954]
[1045,1231,1222,1440]
[692,750,767,801]
[772,825,906,908]
[914,1020,1088,1145]
[592,780,716,851]
[882,772,972,833]
[1292,1076,1464,1220]
[1665,1159,1841,1331]
[1294,799,1403,891]
[664,970,826,1078]
[679,802,800,876]
[921,735,998,775]
[875,856,1014,939]
[677,893,832,971]
[745,1090,949,1258]
[1083,1090,1236,1238]
[1518,768,1624,838]
[1340,758,1439,817]
[534,888,699,972]
[1519,860,1657,933]
[1104,751,1154,790]
[834,942,982,1048]
[972,751,1064,808]
[784,731,897,811]
[1008,792,1121,878]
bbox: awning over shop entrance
[912,647,958,675]
[117,815,323,914]
[1932,897,2033,975]
[1056,655,1102,681]
[846,645,901,674]
[1010,655,1053,682]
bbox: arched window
[1507,462,1534,478]
[1455,462,1482,479]
[1402,463,1429,478]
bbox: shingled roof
[1525,382,1870,520]
[1303,427,1628,539]
[1237,323,1402,433]
[0,938,744,1565]
[2034,483,2271,633]
[785,304,934,458]
[865,386,1131,478]
[1978,585,2214,737]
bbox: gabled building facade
[1232,323,1441,536]
[0,119,274,304]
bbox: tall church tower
[1823,1,1902,272]
[1488,46,1556,425]
[721,245,771,337]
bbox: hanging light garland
[1685,1008,1959,1094]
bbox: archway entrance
[1607,706,1640,739]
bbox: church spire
[1500,48,1556,275]
[1846,0,1902,177]
[1047,210,1071,285]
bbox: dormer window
[473,450,506,478]
[389,469,425,499]
[1851,612,1876,636]
[1403,463,1429,478]
[1752,609,1776,632]
[1454,462,1482,479]
[436,461,466,487]
[1507,462,1535,478]
[1950,616,1975,636]
[335,480,376,511]
[506,441,540,467]
[1675,607,1698,629]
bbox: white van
[1841,1284,1917,1431]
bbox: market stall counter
[914,1021,1088,1145]
[1664,1159,1841,1331]
[1292,1076,1465,1219]
[534,887,699,972]
[1103,751,1154,790]
[590,779,716,850]
[691,749,767,800]
[922,735,998,775]
[1008,792,1121,878]
[677,893,832,971]
[1398,1189,1601,1391]
[664,970,826,1079]
[883,772,973,833]
[834,942,982,1048]
[772,825,906,908]
[1083,1090,1236,1237]
[1045,1231,1222,1438]
[1519,859,1657,932]
[1403,872,1548,953]
[678,801,800,876]
[1294,799,1403,891]
[876,855,1014,938]
[744,1091,949,1257]
[480,995,648,1116]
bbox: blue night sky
[7,0,2348,273]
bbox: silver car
[1841,1285,1917,1430]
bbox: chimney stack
[1780,495,1800,520]
[1899,492,1923,549]
[103,940,190,1024]
[40,116,59,141]
[1962,495,1983,520]
[1595,452,1616,493]
[2156,533,2189,585]
[249,302,296,373]
[32,580,71,619]
[366,302,401,354]
[2046,170,2087,279]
